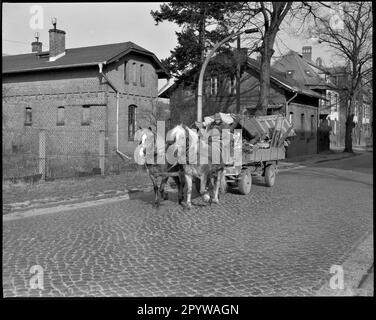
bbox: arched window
[124,61,129,83]
[57,106,65,126]
[140,64,145,87]
[25,107,32,126]
[132,62,137,84]
[82,105,90,125]
[289,112,294,126]
[128,105,137,141]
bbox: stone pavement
[2,164,373,297]
[2,150,363,215]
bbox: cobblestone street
[2,155,373,297]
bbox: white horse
[169,124,225,209]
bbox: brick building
[2,24,168,178]
[159,51,326,158]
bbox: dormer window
[305,70,313,77]
[286,70,294,77]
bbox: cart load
[201,112,295,154]
[196,112,296,195]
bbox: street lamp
[196,28,259,122]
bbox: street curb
[3,194,131,221]
[315,232,373,296]
[3,185,178,221]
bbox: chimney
[32,41,42,53]
[302,46,312,61]
[49,18,66,61]
[31,32,42,53]
[316,57,322,67]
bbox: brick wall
[2,53,160,177]
[286,103,318,158]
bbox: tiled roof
[2,41,169,77]
[158,56,326,100]
[246,58,326,99]
[272,50,329,88]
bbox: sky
[3,3,338,88]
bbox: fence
[2,128,112,181]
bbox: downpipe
[98,63,131,160]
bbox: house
[287,46,372,148]
[159,50,327,158]
[324,65,372,147]
[2,22,169,178]
[271,46,339,151]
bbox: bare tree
[311,1,373,152]
[226,2,296,115]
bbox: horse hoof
[202,193,210,202]
[185,203,192,210]
[163,193,169,200]
[211,198,219,204]
[153,202,160,208]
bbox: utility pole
[236,35,241,113]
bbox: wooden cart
[223,146,285,195]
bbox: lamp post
[196,28,259,123]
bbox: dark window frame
[132,62,137,86]
[128,105,136,141]
[140,64,145,87]
[300,113,305,139]
[124,60,129,84]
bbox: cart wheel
[264,164,276,187]
[238,170,252,195]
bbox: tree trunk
[344,113,355,153]
[255,35,275,116]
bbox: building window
[364,105,370,120]
[82,106,90,126]
[128,105,136,141]
[310,115,315,137]
[229,76,236,95]
[300,113,305,139]
[289,112,294,126]
[124,61,129,83]
[210,76,218,95]
[132,62,137,85]
[140,64,145,87]
[25,107,32,126]
[57,106,65,126]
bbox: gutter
[98,62,131,160]
[3,62,103,74]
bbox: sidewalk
[278,149,362,170]
[2,149,366,215]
